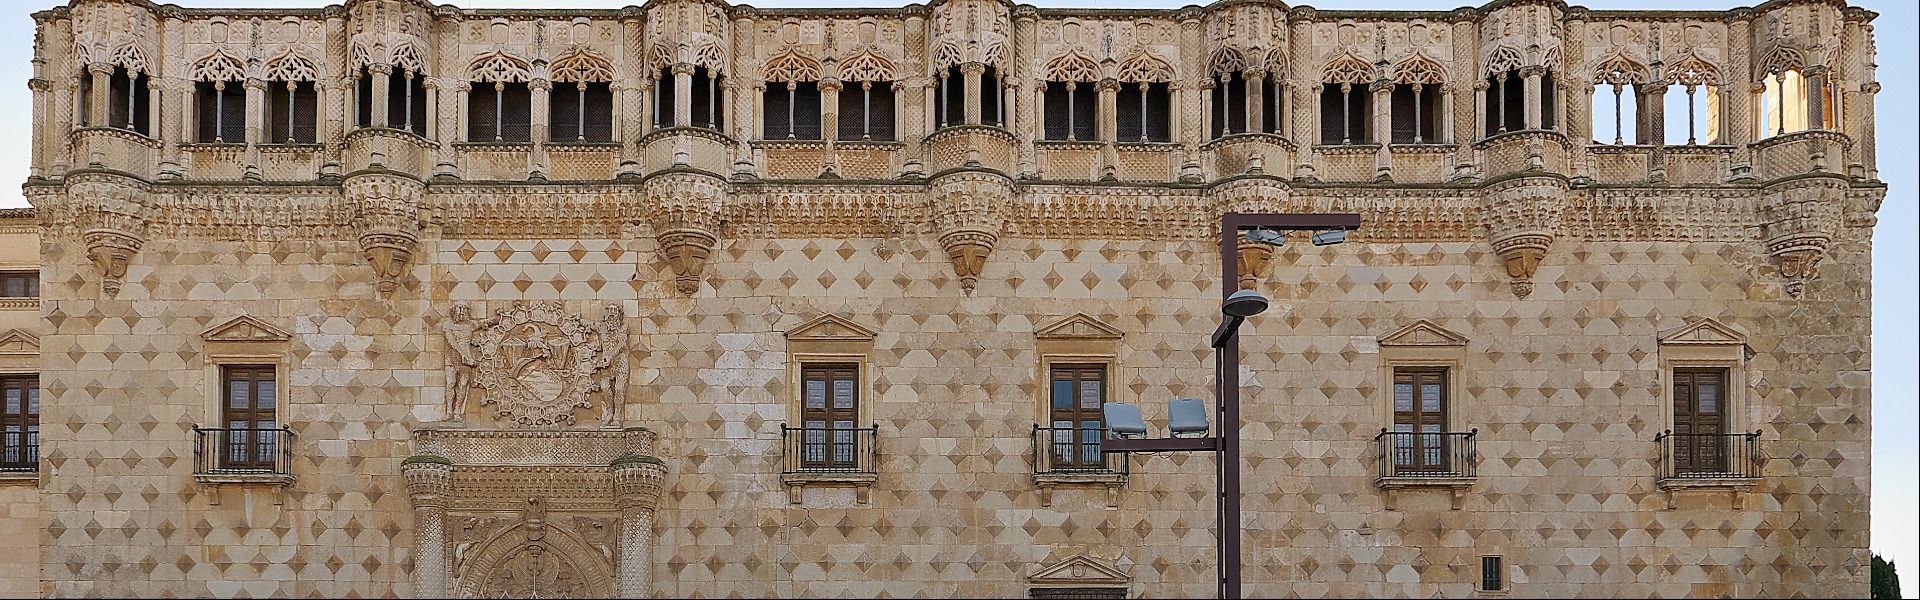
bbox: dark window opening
[0,375,36,472]
[1211,72,1249,138]
[1116,82,1172,143]
[1486,70,1525,135]
[763,81,822,140]
[837,81,896,141]
[982,66,1004,127]
[1389,83,1441,144]
[551,81,615,142]
[468,81,532,142]
[1261,78,1284,135]
[799,364,859,470]
[1541,71,1558,130]
[1481,556,1504,592]
[1319,83,1371,144]
[0,272,37,298]
[938,66,965,129]
[194,81,246,143]
[268,80,319,144]
[652,68,676,128]
[220,365,278,470]
[387,69,428,136]
[106,67,151,135]
[689,67,724,132]
[1042,81,1096,141]
[354,67,374,129]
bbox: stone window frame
[1032,313,1128,508]
[780,314,880,504]
[1654,318,1759,507]
[1372,319,1475,509]
[0,353,38,483]
[197,315,296,501]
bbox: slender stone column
[404,456,454,598]
[1246,70,1265,134]
[612,454,667,599]
[370,64,392,129]
[1372,79,1392,179]
[87,63,112,128]
[1521,66,1543,130]
[673,64,695,127]
[530,78,551,178]
[962,63,984,125]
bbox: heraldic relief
[411,301,661,598]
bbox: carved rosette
[345,173,424,297]
[67,174,151,298]
[1481,176,1567,299]
[1759,176,1845,297]
[927,170,1013,294]
[644,171,726,295]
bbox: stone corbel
[656,228,717,295]
[938,227,998,294]
[1491,232,1550,299]
[927,171,1013,295]
[1236,236,1274,291]
[1769,238,1826,298]
[359,230,419,297]
[83,229,142,298]
[345,174,425,298]
[645,172,726,295]
[1481,177,1566,299]
[1758,177,1843,297]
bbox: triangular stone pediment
[784,314,877,342]
[1035,313,1125,341]
[1660,318,1747,345]
[201,315,292,343]
[1377,319,1468,347]
[0,329,39,355]
[1027,554,1130,586]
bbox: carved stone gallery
[3,0,1884,597]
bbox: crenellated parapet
[925,168,1013,294]
[1481,173,1569,299]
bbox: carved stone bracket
[645,172,726,295]
[68,174,151,298]
[345,173,424,297]
[1759,176,1844,298]
[927,170,1013,294]
[1236,236,1273,291]
[1481,176,1567,299]
[82,229,142,298]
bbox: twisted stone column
[611,454,667,598]
[404,455,455,598]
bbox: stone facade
[10,0,1883,597]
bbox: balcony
[1751,129,1850,181]
[1474,129,1573,179]
[1202,133,1294,180]
[926,126,1015,174]
[0,430,36,481]
[1654,430,1762,509]
[1032,425,1127,507]
[779,424,878,504]
[1374,428,1477,510]
[192,426,295,497]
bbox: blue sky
[2,0,1912,591]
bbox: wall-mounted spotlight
[1310,230,1348,246]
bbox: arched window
[104,66,151,135]
[1589,56,1649,145]
[1754,48,1832,139]
[1207,49,1248,139]
[550,50,616,142]
[764,49,824,140]
[689,67,724,132]
[190,51,246,143]
[1662,56,1721,145]
[1320,53,1376,145]
[837,51,897,141]
[265,54,318,144]
[1116,52,1174,143]
[1390,55,1447,144]
[1041,51,1099,142]
[467,52,534,142]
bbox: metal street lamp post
[1102,212,1362,600]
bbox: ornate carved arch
[390,42,426,75]
[189,48,247,82]
[1043,49,1099,83]
[982,41,1006,70]
[264,52,318,82]
[839,49,897,82]
[1115,50,1174,83]
[350,43,375,71]
[1591,52,1649,85]
[1759,46,1806,76]
[1263,47,1288,74]
[765,48,823,83]
[456,517,616,598]
[109,43,150,76]
[1666,54,1719,87]
[647,44,675,73]
[1483,45,1524,76]
[931,41,965,72]
[1322,51,1377,85]
[550,48,616,83]
[692,43,727,73]
[1392,52,1447,85]
[1208,47,1246,77]
[469,51,533,83]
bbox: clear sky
[2,0,1913,591]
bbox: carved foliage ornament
[765,48,823,83]
[443,301,631,428]
[838,49,897,83]
[189,49,247,82]
[1116,51,1175,83]
[551,49,616,83]
[1043,49,1099,83]
[265,52,318,82]
[469,51,533,83]
[1322,51,1377,85]
[1392,52,1448,86]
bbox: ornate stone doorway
[405,429,666,598]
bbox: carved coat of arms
[443,301,630,427]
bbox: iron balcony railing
[1375,428,1477,479]
[1031,425,1129,477]
[192,426,295,476]
[780,424,878,476]
[1,430,37,472]
[1655,430,1762,480]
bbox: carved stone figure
[443,302,481,419]
[595,303,630,427]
